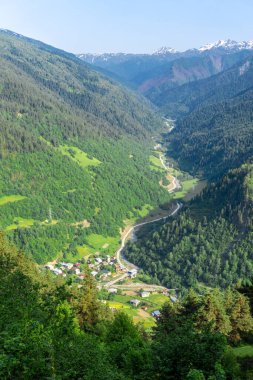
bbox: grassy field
[58,145,101,168]
[233,345,253,358]
[150,154,164,171]
[173,178,199,199]
[106,292,170,329]
[76,233,120,259]
[0,195,27,206]
[150,151,167,173]
[5,217,58,231]
[5,217,36,231]
[125,204,154,226]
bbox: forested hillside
[0,30,169,263]
[125,163,253,291]
[1,233,253,379]
[166,58,253,177]
[158,55,253,117]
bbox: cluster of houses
[128,291,178,319]
[44,254,124,282]
[44,261,86,281]
[88,255,118,280]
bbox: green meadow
[0,195,27,206]
[58,145,101,168]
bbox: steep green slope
[136,52,252,97]
[0,30,169,263]
[157,55,253,118]
[124,163,253,290]
[166,58,253,178]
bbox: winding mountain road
[104,151,182,288]
[159,154,180,193]
[104,202,182,288]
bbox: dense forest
[165,57,253,177]
[124,163,253,291]
[0,30,170,263]
[1,233,253,379]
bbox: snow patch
[153,46,179,55]
[199,39,253,52]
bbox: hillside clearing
[0,195,27,206]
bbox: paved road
[159,154,180,193]
[104,202,182,288]
[104,151,182,288]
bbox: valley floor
[43,138,202,327]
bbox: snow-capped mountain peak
[153,46,178,55]
[199,39,253,52]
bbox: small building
[53,268,62,275]
[95,257,103,264]
[129,299,140,307]
[60,262,73,269]
[170,296,177,303]
[140,291,150,298]
[108,288,118,294]
[91,271,98,277]
[44,264,54,270]
[152,310,161,318]
[128,269,137,278]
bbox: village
[43,147,180,327]
[43,252,177,327]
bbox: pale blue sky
[0,0,252,54]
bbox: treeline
[124,164,253,290]
[1,233,253,379]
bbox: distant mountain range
[77,39,253,98]
[78,39,253,60]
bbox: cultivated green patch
[77,234,120,257]
[173,178,199,199]
[5,217,36,231]
[0,195,27,206]
[57,145,101,168]
[233,345,253,358]
[150,154,164,172]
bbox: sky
[0,0,253,54]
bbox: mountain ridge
[78,39,253,59]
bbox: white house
[129,299,140,307]
[140,291,150,298]
[128,269,137,278]
[108,288,118,294]
[53,268,62,275]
